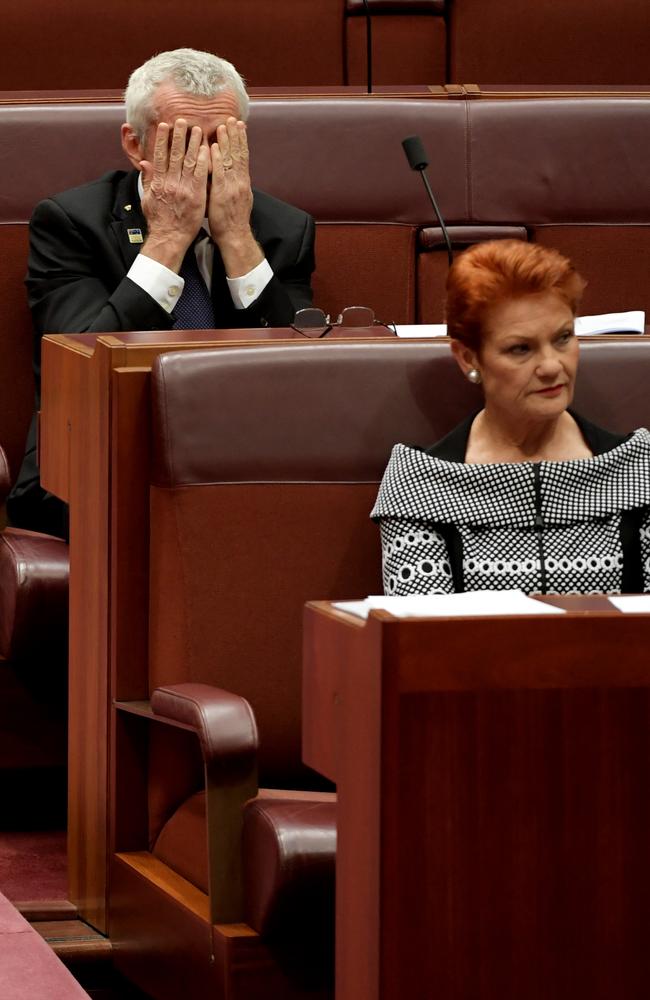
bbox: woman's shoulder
[371,432,535,526]
[570,410,631,455]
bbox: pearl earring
[467,368,482,384]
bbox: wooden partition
[304,598,650,1000]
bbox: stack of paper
[393,312,645,339]
[574,311,645,336]
[332,590,566,620]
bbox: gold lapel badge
[127,228,144,244]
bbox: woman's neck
[465,408,593,464]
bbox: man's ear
[121,123,145,170]
[450,337,480,379]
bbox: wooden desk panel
[304,600,650,1000]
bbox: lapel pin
[124,204,132,211]
[127,228,144,244]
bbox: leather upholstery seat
[0,528,68,664]
[0,446,68,808]
[242,794,336,986]
[0,445,68,668]
[152,787,336,945]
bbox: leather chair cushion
[242,792,336,987]
[152,788,336,988]
[152,789,336,939]
[242,791,336,936]
[0,528,69,661]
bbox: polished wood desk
[303,597,650,1000]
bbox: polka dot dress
[372,429,650,596]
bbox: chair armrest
[0,528,69,662]
[0,445,10,504]
[151,682,258,772]
[151,682,259,923]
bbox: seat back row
[2,91,650,479]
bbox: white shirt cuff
[128,253,185,315]
[226,258,273,310]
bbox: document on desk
[574,311,645,335]
[609,595,650,613]
[333,590,566,619]
[393,312,645,339]
[394,324,447,338]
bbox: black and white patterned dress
[371,413,650,596]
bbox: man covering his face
[8,47,315,536]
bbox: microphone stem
[362,0,373,94]
[420,170,453,269]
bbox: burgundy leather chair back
[148,337,650,787]
[0,101,126,481]
[247,97,467,323]
[418,96,650,322]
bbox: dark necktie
[172,234,216,330]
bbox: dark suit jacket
[26,169,315,387]
[9,169,315,536]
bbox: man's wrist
[128,253,186,314]
[141,235,191,274]
[216,230,264,278]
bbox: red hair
[445,240,586,350]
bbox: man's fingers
[195,144,210,182]
[237,121,250,165]
[225,118,241,160]
[216,121,233,167]
[152,123,170,175]
[139,160,153,190]
[168,118,189,173]
[226,120,249,176]
[182,125,203,172]
[210,141,226,182]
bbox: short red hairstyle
[445,240,586,350]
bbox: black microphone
[402,135,453,269]
[361,0,373,95]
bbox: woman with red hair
[372,239,650,595]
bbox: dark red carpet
[0,830,67,901]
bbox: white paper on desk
[394,324,448,338]
[575,311,645,336]
[333,590,565,620]
[608,595,650,613]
